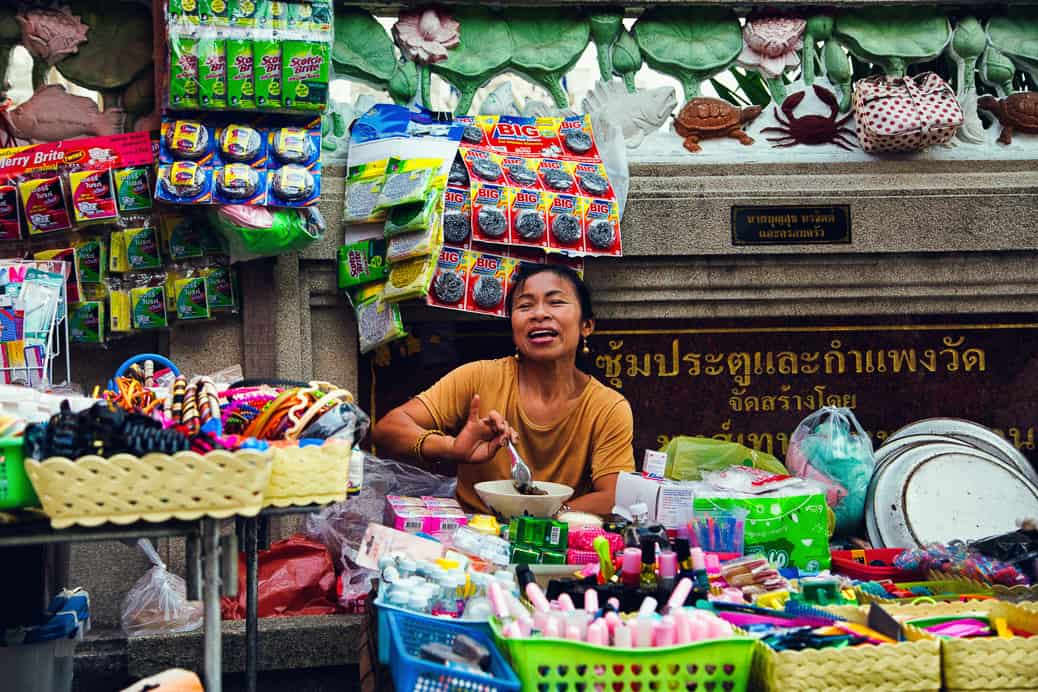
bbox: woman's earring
[582,337,590,355]
[514,348,521,360]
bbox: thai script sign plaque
[362,315,1038,472]
[732,204,851,245]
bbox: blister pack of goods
[157,116,321,206]
[456,115,621,257]
[0,133,154,239]
[166,0,332,113]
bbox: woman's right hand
[449,394,516,464]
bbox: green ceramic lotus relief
[633,7,743,102]
[508,9,590,108]
[56,0,152,90]
[429,7,511,115]
[589,12,623,83]
[835,7,951,77]
[949,17,987,144]
[389,59,418,106]
[987,9,1038,83]
[980,46,1016,97]
[612,29,642,93]
[802,15,835,86]
[333,9,398,87]
[824,41,852,112]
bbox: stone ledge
[74,616,365,691]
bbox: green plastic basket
[0,437,37,510]
[490,618,755,692]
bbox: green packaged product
[124,227,162,271]
[269,0,288,30]
[254,40,282,109]
[131,286,168,329]
[74,238,105,284]
[694,494,831,571]
[169,0,200,24]
[227,39,256,110]
[287,2,314,31]
[281,40,329,111]
[510,546,540,565]
[310,1,333,32]
[540,549,566,565]
[114,167,152,213]
[229,0,259,27]
[199,38,227,109]
[203,266,236,310]
[355,284,406,354]
[199,0,229,26]
[70,301,105,344]
[161,214,205,261]
[384,186,440,236]
[375,158,439,211]
[169,38,199,109]
[175,276,211,320]
[338,240,388,289]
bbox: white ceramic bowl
[474,480,574,519]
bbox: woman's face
[511,272,592,363]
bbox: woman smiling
[372,264,635,515]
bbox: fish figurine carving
[581,81,678,149]
[3,84,124,143]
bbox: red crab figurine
[761,85,857,151]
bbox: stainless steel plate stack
[866,418,1038,549]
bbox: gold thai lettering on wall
[656,425,1036,458]
[592,335,987,391]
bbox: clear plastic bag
[120,539,203,637]
[590,113,629,219]
[661,436,788,481]
[786,406,875,536]
[305,454,456,570]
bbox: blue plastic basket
[374,593,490,666]
[384,608,520,692]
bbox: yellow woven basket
[263,442,350,508]
[751,605,942,692]
[851,601,1038,691]
[25,449,273,528]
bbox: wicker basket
[752,605,942,692]
[25,450,272,528]
[264,442,350,507]
[844,601,1038,691]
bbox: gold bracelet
[413,429,446,465]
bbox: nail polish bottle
[639,537,657,591]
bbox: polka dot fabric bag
[852,72,964,153]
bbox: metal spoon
[507,440,535,493]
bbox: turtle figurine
[978,92,1038,145]
[674,97,763,153]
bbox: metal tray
[867,443,1038,549]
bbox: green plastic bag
[695,493,831,570]
[661,436,787,481]
[208,206,324,261]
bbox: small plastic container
[831,548,924,582]
[386,608,520,692]
[374,592,492,666]
[0,436,38,509]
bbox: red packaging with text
[0,185,20,240]
[470,181,509,246]
[507,187,548,250]
[546,192,585,253]
[537,158,579,196]
[573,161,615,200]
[461,148,505,186]
[466,249,510,317]
[582,197,622,256]
[426,245,470,312]
[487,116,560,157]
[442,185,472,250]
[557,114,601,162]
[502,154,541,190]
